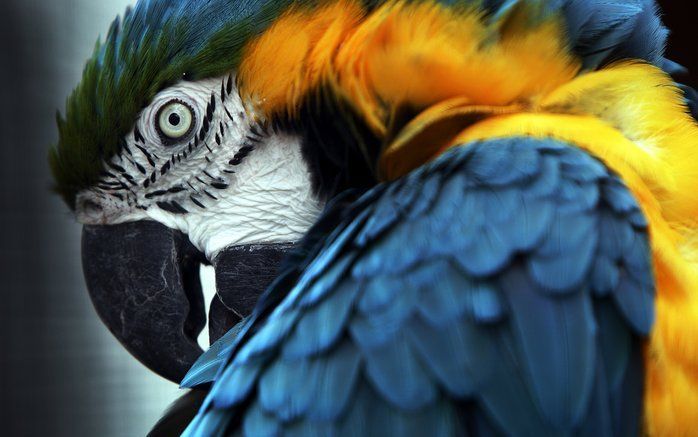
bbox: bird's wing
[183,137,655,436]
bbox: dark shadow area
[0,2,110,435]
[661,1,698,87]
[0,2,177,436]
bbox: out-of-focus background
[661,3,697,89]
[0,1,179,436]
[0,1,694,436]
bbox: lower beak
[81,221,295,383]
[207,242,295,341]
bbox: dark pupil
[169,113,181,126]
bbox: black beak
[81,221,295,383]
[208,243,295,342]
[82,221,206,383]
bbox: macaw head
[51,0,680,383]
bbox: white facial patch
[76,74,325,260]
[147,132,323,259]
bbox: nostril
[81,199,103,213]
[75,193,107,224]
[76,193,105,218]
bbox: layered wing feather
[183,137,655,436]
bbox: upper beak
[81,220,294,383]
[82,221,206,383]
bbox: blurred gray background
[0,1,179,436]
[0,1,694,437]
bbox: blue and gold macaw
[50,0,698,435]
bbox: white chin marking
[146,133,324,260]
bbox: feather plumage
[183,137,654,436]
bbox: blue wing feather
[183,137,654,436]
[243,401,281,437]
[209,359,264,409]
[282,281,357,358]
[363,331,439,410]
[304,339,363,421]
[501,266,597,428]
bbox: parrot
[49,0,698,435]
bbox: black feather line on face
[121,173,137,185]
[210,182,229,190]
[209,93,216,115]
[146,189,170,199]
[107,162,127,174]
[100,171,117,179]
[228,143,255,166]
[190,195,206,209]
[134,126,145,143]
[224,107,236,124]
[157,200,188,214]
[134,144,156,167]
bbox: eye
[156,100,195,142]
